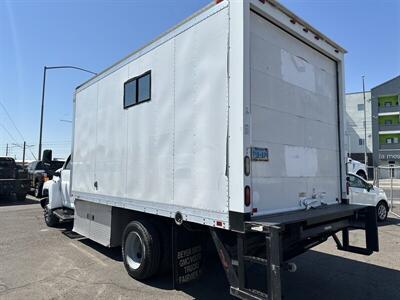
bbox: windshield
[49,161,65,171]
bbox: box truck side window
[124,79,137,108]
[138,72,151,102]
[123,71,151,108]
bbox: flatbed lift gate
[211,204,379,300]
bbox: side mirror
[54,171,61,177]
[367,184,373,192]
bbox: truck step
[53,208,74,222]
[230,287,268,300]
[244,255,268,266]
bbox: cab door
[348,174,375,206]
[60,156,72,208]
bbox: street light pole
[37,65,97,160]
[362,75,368,171]
[38,66,47,160]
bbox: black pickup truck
[27,150,64,198]
[0,157,30,201]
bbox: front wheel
[44,207,59,227]
[122,220,161,280]
[376,201,388,222]
[356,171,367,180]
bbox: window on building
[385,102,392,107]
[386,138,393,144]
[359,138,365,145]
[124,71,151,108]
[357,104,364,111]
[384,120,393,125]
[394,137,399,144]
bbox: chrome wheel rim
[378,204,387,220]
[126,232,143,270]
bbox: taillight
[244,185,251,207]
[244,156,250,176]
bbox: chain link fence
[370,166,400,218]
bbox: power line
[0,122,17,142]
[0,100,37,160]
[0,101,25,141]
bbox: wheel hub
[126,232,143,270]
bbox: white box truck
[41,1,379,299]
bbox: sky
[0,0,399,160]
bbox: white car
[347,158,367,179]
[348,173,390,222]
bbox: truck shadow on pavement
[378,216,400,227]
[0,196,39,207]
[67,234,400,300]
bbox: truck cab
[41,155,73,226]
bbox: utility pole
[22,141,26,166]
[5,143,8,156]
[362,76,368,177]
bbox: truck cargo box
[71,0,347,231]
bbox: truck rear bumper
[211,204,378,300]
[0,179,30,195]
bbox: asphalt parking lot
[0,196,399,300]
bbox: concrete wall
[345,91,372,161]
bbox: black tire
[34,182,43,198]
[44,207,59,227]
[356,171,367,180]
[376,201,388,222]
[122,220,161,280]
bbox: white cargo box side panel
[95,65,129,198]
[125,40,174,205]
[72,3,230,227]
[73,83,98,194]
[173,7,229,213]
[249,11,340,214]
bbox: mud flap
[172,223,206,289]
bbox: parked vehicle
[348,173,389,221]
[0,157,30,201]
[347,158,368,179]
[27,150,65,198]
[41,155,72,226]
[42,1,379,299]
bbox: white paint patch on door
[285,145,318,177]
[281,49,316,93]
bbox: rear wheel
[44,207,59,227]
[122,220,161,280]
[376,201,388,222]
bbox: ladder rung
[230,287,268,300]
[244,255,268,265]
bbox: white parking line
[69,242,107,267]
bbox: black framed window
[124,71,151,108]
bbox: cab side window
[349,175,367,189]
[64,156,71,170]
